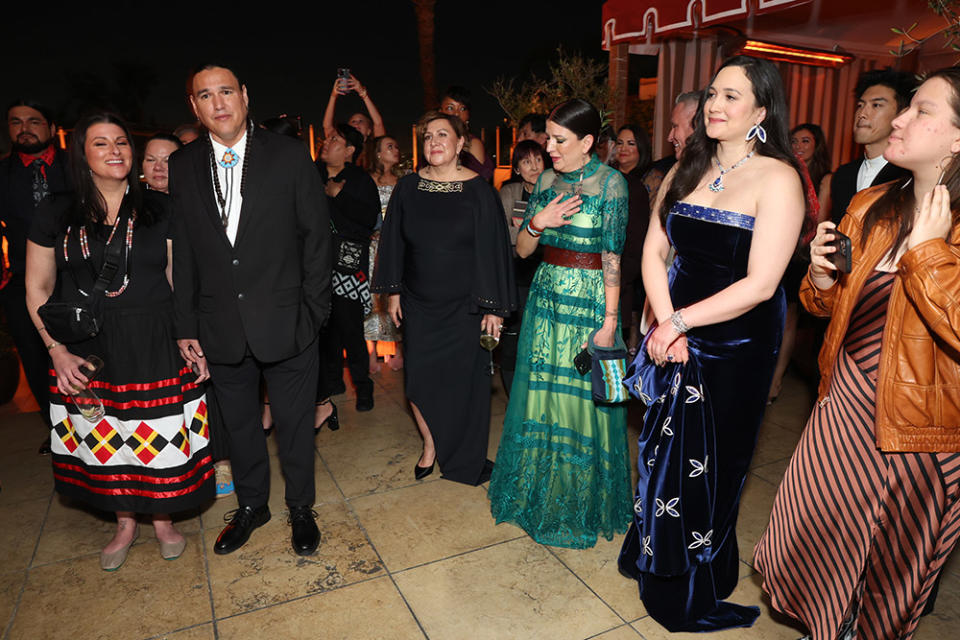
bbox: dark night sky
[2,3,608,152]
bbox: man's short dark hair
[6,98,55,126]
[854,68,918,111]
[187,62,245,96]
[335,123,364,163]
[518,113,546,134]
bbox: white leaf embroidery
[661,416,674,437]
[684,385,702,403]
[633,497,643,514]
[670,372,681,396]
[687,529,713,549]
[655,497,680,518]
[689,455,708,478]
[643,535,653,556]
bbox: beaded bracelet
[526,219,544,238]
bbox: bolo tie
[215,148,240,228]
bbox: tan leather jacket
[800,185,960,452]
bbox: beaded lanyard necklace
[209,119,253,228]
[63,210,134,297]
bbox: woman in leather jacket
[754,67,960,640]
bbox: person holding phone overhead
[755,66,960,640]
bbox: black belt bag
[38,221,125,344]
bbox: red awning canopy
[603,0,813,48]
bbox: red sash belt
[543,246,603,270]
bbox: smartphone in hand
[827,229,853,273]
[336,67,350,93]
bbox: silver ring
[667,354,674,361]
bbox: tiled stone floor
[1,365,958,639]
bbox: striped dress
[754,270,960,640]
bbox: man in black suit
[822,68,918,224]
[0,99,70,454]
[170,63,331,556]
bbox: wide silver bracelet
[670,309,689,334]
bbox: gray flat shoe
[100,525,140,571]
[159,536,187,560]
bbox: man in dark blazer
[170,63,331,556]
[822,68,918,224]
[0,99,70,455]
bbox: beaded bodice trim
[670,202,755,231]
[417,178,463,193]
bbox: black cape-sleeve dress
[373,173,516,485]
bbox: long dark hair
[68,112,147,230]
[660,55,803,225]
[791,123,831,189]
[861,67,960,252]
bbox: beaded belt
[543,246,602,270]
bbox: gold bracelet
[46,341,61,351]
[358,89,368,99]
[37,326,48,333]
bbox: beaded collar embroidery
[418,177,463,193]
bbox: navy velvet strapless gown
[618,202,785,632]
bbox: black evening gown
[373,174,515,485]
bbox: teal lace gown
[488,155,633,548]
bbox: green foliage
[890,1,960,59]
[487,47,617,127]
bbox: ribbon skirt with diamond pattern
[47,305,215,514]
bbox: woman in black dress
[373,111,515,485]
[24,113,214,570]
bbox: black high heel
[315,400,339,432]
[414,459,435,480]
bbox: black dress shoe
[38,435,52,455]
[288,505,320,556]
[214,505,270,555]
[355,393,374,412]
[414,460,435,480]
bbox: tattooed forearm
[601,251,621,288]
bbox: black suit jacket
[169,130,331,364]
[830,158,910,224]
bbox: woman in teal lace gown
[489,99,633,548]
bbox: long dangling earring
[746,123,767,143]
[456,153,462,170]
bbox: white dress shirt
[210,132,247,245]
[856,153,888,192]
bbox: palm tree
[412,0,438,111]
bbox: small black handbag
[38,222,125,344]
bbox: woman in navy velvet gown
[617,56,806,632]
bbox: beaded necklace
[63,211,134,297]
